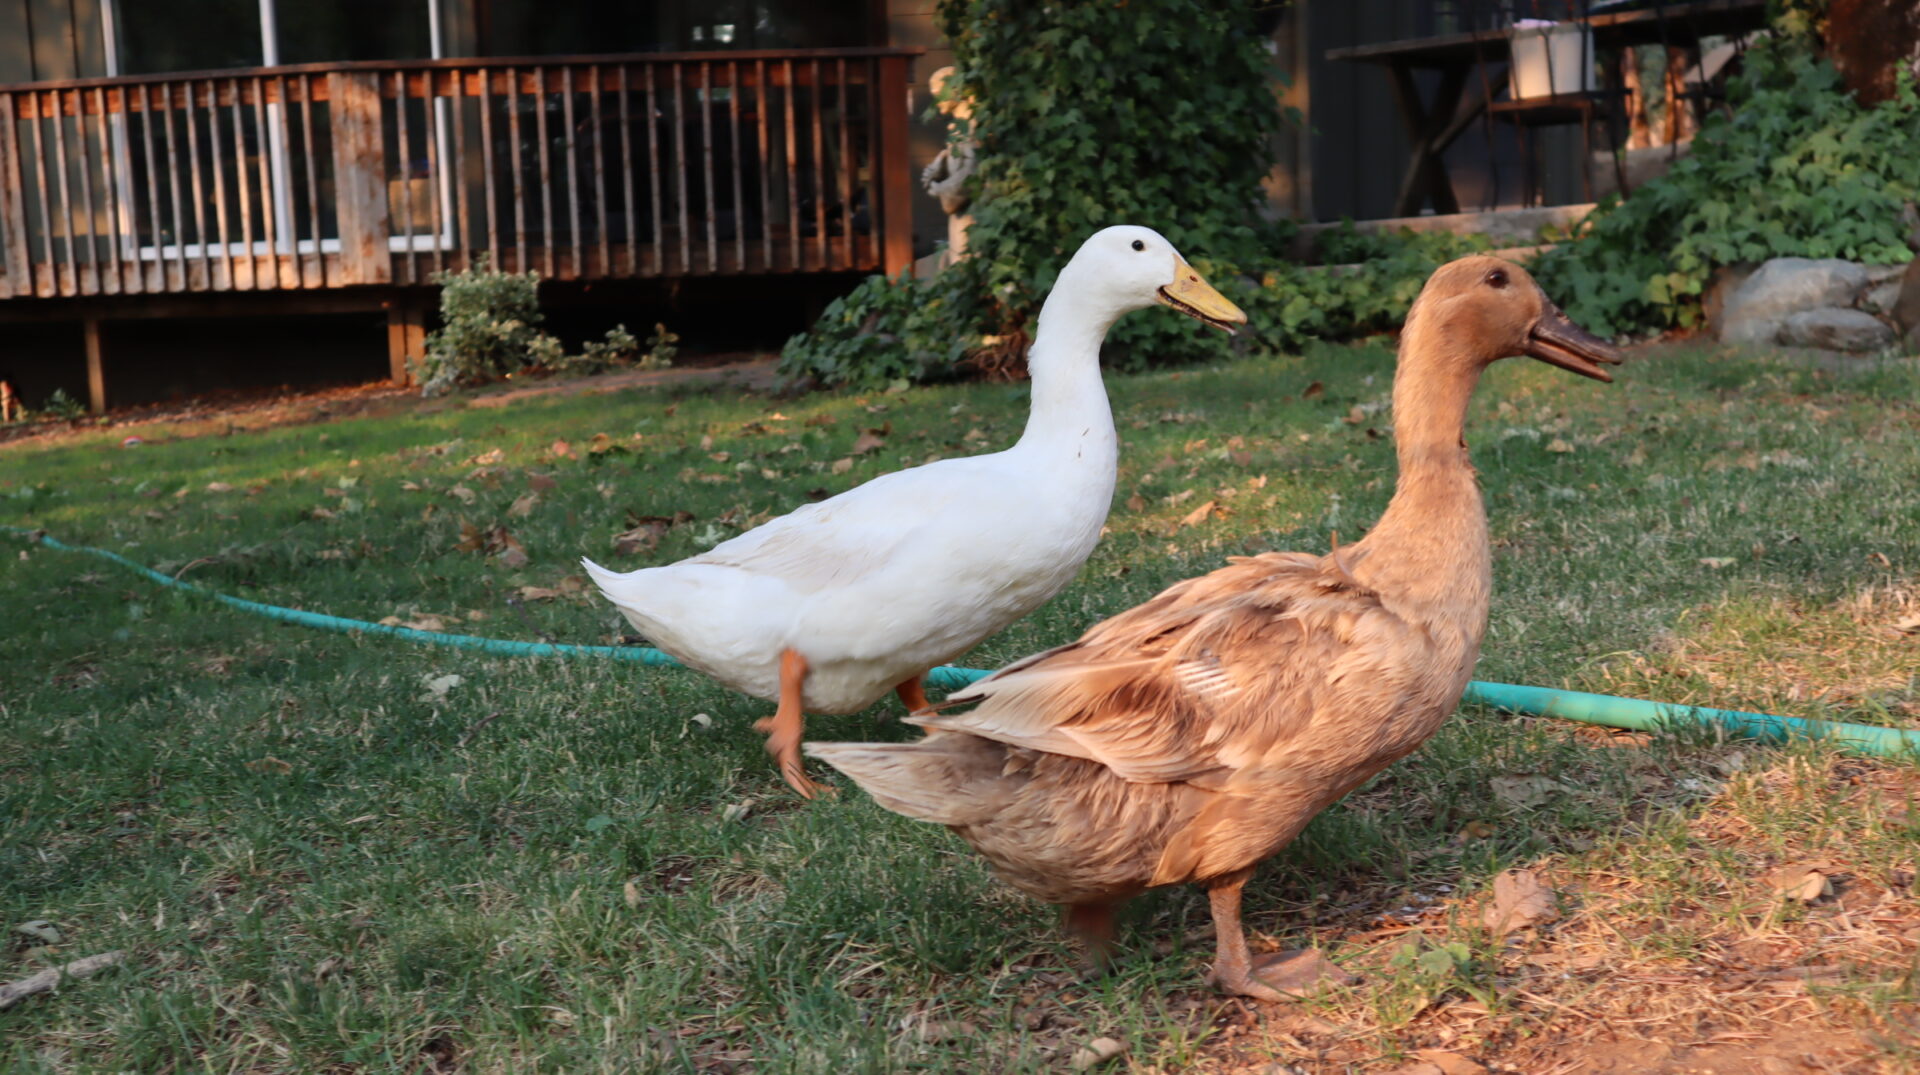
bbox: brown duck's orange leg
[1204,869,1353,1001]
[752,648,822,799]
[1065,902,1117,977]
[894,674,930,713]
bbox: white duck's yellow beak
[1156,262,1248,335]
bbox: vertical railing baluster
[299,75,322,285]
[159,87,187,289]
[836,59,853,270]
[71,90,100,292]
[226,80,254,289]
[92,87,124,292]
[508,66,526,272]
[729,60,744,272]
[393,70,416,283]
[29,94,55,294]
[700,61,716,272]
[274,74,302,288]
[645,64,662,275]
[252,79,277,288]
[47,93,77,293]
[782,60,799,271]
[810,60,826,271]
[450,69,471,272]
[534,65,554,276]
[755,60,771,271]
[672,63,689,274]
[423,68,447,276]
[209,81,233,288]
[186,82,217,289]
[562,66,581,278]
[589,64,608,277]
[137,86,164,291]
[476,67,497,269]
[617,65,636,275]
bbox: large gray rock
[1859,263,1909,315]
[1894,258,1920,339]
[1777,308,1895,352]
[1720,258,1872,345]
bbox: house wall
[0,0,110,82]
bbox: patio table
[1326,0,1768,216]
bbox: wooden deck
[0,48,920,304]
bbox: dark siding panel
[0,1,33,83]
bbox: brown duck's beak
[1524,295,1623,382]
[1157,263,1248,336]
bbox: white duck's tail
[804,735,1008,826]
[582,556,644,611]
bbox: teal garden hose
[8,525,1918,759]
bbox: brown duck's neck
[1350,340,1491,621]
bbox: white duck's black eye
[1131,239,1145,252]
[1486,268,1509,289]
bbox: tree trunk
[1827,0,1920,106]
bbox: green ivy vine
[1531,41,1920,337]
[781,0,1289,387]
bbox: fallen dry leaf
[830,458,854,475]
[1179,499,1219,528]
[1769,862,1835,903]
[1546,437,1574,453]
[380,613,452,632]
[469,448,505,466]
[1125,494,1146,513]
[1482,869,1558,935]
[548,439,576,460]
[1699,556,1737,569]
[507,492,540,517]
[851,430,886,455]
[1301,380,1324,399]
[517,586,563,601]
[613,512,693,556]
[1489,773,1570,809]
[447,484,477,504]
[527,472,559,493]
[245,756,294,775]
[1414,1053,1489,1075]
[1069,1037,1126,1071]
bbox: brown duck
[806,256,1620,999]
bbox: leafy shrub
[551,324,674,377]
[1532,43,1920,337]
[416,258,562,397]
[783,0,1289,386]
[418,260,677,393]
[36,388,86,421]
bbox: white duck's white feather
[584,225,1202,713]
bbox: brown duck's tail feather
[804,736,1008,827]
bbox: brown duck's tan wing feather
[916,550,1410,787]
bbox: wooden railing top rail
[0,47,925,95]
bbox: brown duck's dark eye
[1131,239,1145,251]
[1486,268,1509,289]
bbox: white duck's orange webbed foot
[894,674,931,714]
[757,648,826,799]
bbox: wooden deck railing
[0,48,919,300]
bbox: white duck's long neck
[1351,320,1492,632]
[1012,269,1120,463]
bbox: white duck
[585,225,1246,797]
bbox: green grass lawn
[3,342,1918,1072]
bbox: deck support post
[82,317,106,414]
[876,54,915,278]
[386,299,426,386]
